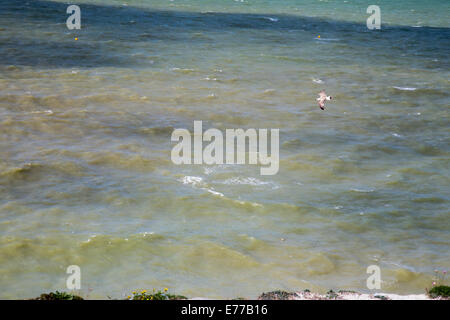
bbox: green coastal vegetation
[428,286,450,299]
[27,270,450,300]
[29,286,450,300]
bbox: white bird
[317,90,332,110]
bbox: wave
[180,176,224,197]
[222,176,279,189]
[30,110,53,115]
[181,176,203,186]
[315,38,340,41]
[0,161,87,181]
[393,86,417,91]
[171,67,196,74]
[0,162,41,178]
[262,17,279,22]
[138,126,174,136]
[389,87,447,97]
[350,188,375,193]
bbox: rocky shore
[28,287,450,300]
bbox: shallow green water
[0,0,449,299]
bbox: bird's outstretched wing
[318,90,327,99]
[318,100,325,110]
[317,90,327,110]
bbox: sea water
[0,0,448,298]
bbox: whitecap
[180,176,224,197]
[223,177,280,190]
[204,167,214,175]
[312,78,324,84]
[263,17,279,22]
[181,176,203,186]
[350,188,375,193]
[171,67,195,73]
[206,188,224,197]
[393,86,417,91]
[224,177,269,186]
[315,38,340,41]
[30,110,53,115]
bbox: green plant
[428,286,450,298]
[34,291,83,300]
[326,290,338,299]
[427,270,449,298]
[338,290,357,294]
[127,288,187,300]
[258,290,296,300]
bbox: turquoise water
[0,0,449,299]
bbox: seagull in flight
[317,90,332,110]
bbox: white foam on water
[171,67,196,72]
[350,188,375,193]
[206,189,224,197]
[393,86,417,91]
[223,177,279,189]
[263,17,279,22]
[203,167,214,175]
[224,177,268,186]
[181,176,203,186]
[180,176,224,197]
[233,199,263,207]
[315,38,340,41]
[30,110,53,115]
